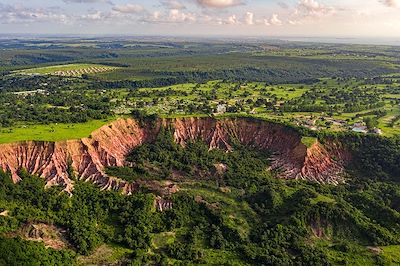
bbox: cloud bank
[380,0,398,7]
[196,0,244,8]
[1,0,399,37]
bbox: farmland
[16,63,117,77]
[15,64,116,77]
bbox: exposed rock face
[171,117,348,185]
[0,117,349,193]
[300,141,350,184]
[154,197,173,212]
[13,222,70,250]
[0,118,152,193]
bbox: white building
[216,104,227,114]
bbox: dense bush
[0,236,76,266]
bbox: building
[216,104,227,114]
[372,128,383,135]
[351,122,368,133]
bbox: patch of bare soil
[310,219,332,240]
[367,246,382,254]
[10,222,71,250]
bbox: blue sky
[0,0,399,37]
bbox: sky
[0,0,399,37]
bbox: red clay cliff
[0,117,350,193]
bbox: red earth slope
[0,117,350,193]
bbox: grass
[152,232,176,250]
[150,229,248,265]
[2,77,400,143]
[0,118,114,144]
[314,240,380,265]
[310,194,336,205]
[302,137,318,148]
[380,245,400,265]
[200,249,250,266]
[325,246,378,265]
[77,243,132,266]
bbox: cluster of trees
[0,89,111,126]
[0,169,242,265]
[126,128,272,188]
[347,135,400,181]
[315,131,400,181]
[0,75,81,92]
[0,236,76,265]
[284,87,383,113]
[0,169,157,262]
[96,51,397,88]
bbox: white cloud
[288,19,301,25]
[244,11,254,25]
[0,3,70,24]
[3,0,399,37]
[150,11,162,20]
[168,9,196,22]
[263,19,271,26]
[160,0,186,10]
[112,4,144,14]
[81,10,105,21]
[227,14,239,25]
[196,0,243,8]
[63,0,110,3]
[295,0,335,17]
[379,0,398,7]
[270,14,283,26]
[143,9,196,23]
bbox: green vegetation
[0,118,114,143]
[0,38,400,143]
[1,37,400,265]
[126,129,272,188]
[302,136,318,148]
[380,245,400,264]
[1,131,400,265]
[343,134,400,181]
[0,236,76,266]
[76,244,132,265]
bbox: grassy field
[77,244,132,266]
[380,245,400,265]
[17,63,117,77]
[302,137,318,148]
[0,118,115,144]
[321,242,381,265]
